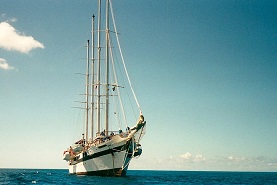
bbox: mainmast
[105,0,110,136]
[96,0,101,134]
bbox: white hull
[67,134,136,176]
[64,120,145,176]
[69,149,131,176]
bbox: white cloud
[179,152,192,160]
[179,152,206,162]
[228,156,234,160]
[9,17,17,22]
[266,163,277,166]
[0,21,44,53]
[0,58,14,70]
[227,156,246,162]
[0,13,17,22]
[130,153,277,171]
[194,154,206,162]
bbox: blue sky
[0,0,276,171]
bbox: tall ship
[62,0,146,176]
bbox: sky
[0,0,277,172]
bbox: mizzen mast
[85,40,90,142]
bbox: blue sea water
[0,169,276,185]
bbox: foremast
[90,14,95,140]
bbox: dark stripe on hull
[71,141,131,165]
[74,168,127,177]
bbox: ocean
[0,169,276,185]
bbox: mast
[85,40,90,142]
[91,15,95,139]
[105,0,109,135]
[96,0,101,134]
